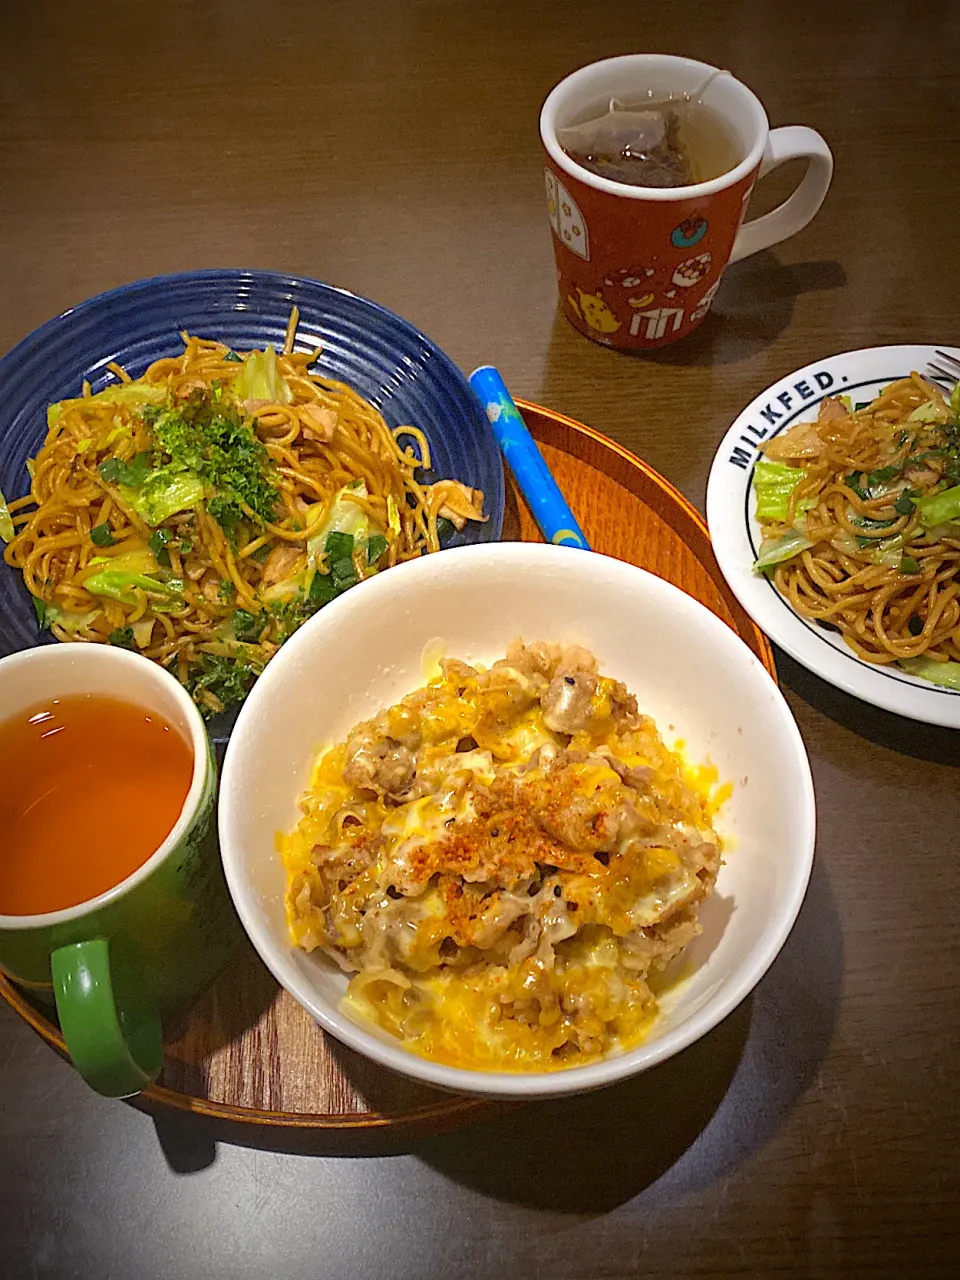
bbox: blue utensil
[468,365,589,549]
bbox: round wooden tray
[0,400,775,1141]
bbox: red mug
[540,55,833,350]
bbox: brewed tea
[0,694,193,915]
[558,93,742,188]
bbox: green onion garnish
[330,556,354,580]
[308,573,338,606]
[325,531,354,561]
[90,523,116,547]
[366,533,388,565]
[98,451,153,488]
[149,528,172,566]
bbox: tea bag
[558,98,693,188]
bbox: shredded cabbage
[304,482,371,596]
[132,617,155,649]
[753,460,811,522]
[88,547,159,576]
[915,483,960,529]
[752,528,814,572]
[232,346,293,405]
[898,656,960,690]
[83,570,184,605]
[45,604,101,633]
[0,488,14,543]
[83,547,182,605]
[125,469,205,526]
[908,400,946,423]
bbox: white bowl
[219,543,815,1100]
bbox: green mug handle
[51,938,164,1098]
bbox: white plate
[706,345,960,729]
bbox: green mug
[0,644,240,1097]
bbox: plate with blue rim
[0,270,505,740]
[706,344,960,729]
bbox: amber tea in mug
[559,92,743,189]
[0,693,193,915]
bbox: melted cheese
[280,647,728,1072]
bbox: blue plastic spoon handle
[469,366,590,549]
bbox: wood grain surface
[0,403,774,1134]
[1,2,959,1278]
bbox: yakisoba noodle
[2,309,485,714]
[753,372,960,681]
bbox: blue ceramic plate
[0,269,505,674]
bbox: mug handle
[729,125,833,264]
[51,938,164,1098]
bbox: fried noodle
[2,317,485,714]
[758,373,960,666]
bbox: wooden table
[1,2,958,1276]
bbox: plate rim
[706,343,960,728]
[1,267,444,376]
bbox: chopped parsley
[187,653,260,717]
[233,609,263,643]
[142,388,279,536]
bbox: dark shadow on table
[646,853,843,1200]
[415,856,841,1213]
[540,254,845,388]
[776,648,960,766]
[641,255,846,368]
[414,999,750,1214]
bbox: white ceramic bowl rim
[219,543,816,1099]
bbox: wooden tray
[0,401,775,1142]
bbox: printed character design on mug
[672,253,712,289]
[604,265,656,310]
[671,215,708,248]
[567,287,621,334]
[629,306,685,340]
[690,278,721,323]
[544,169,589,261]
